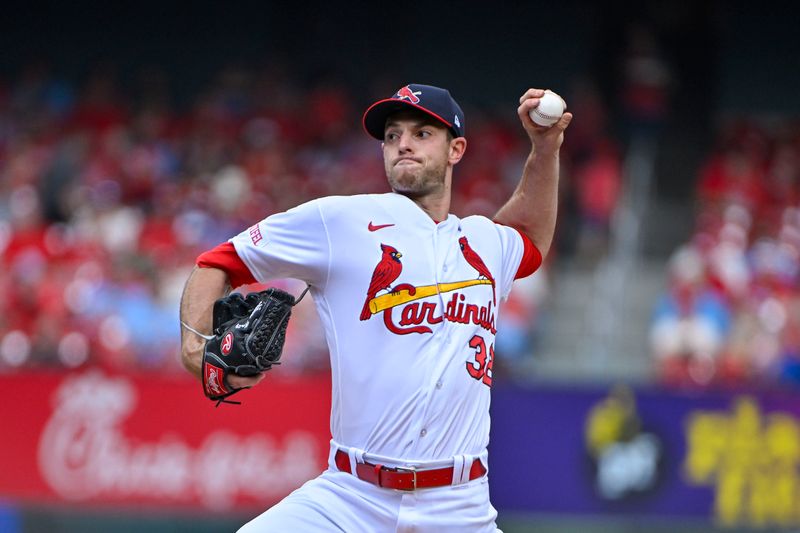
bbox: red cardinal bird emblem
[360,244,404,320]
[395,85,421,104]
[459,236,496,304]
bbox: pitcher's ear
[449,137,467,165]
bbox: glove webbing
[215,285,309,407]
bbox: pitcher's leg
[238,470,402,533]
[396,476,501,533]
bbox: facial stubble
[386,153,448,198]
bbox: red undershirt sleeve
[196,241,257,288]
[513,229,543,279]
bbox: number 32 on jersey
[466,334,493,387]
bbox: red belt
[334,449,486,491]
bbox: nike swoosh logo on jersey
[368,222,395,232]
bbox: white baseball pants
[238,447,501,532]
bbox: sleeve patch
[248,224,264,246]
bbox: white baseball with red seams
[529,90,565,127]
[229,191,540,531]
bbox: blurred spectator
[650,245,732,386]
[573,139,622,263]
[619,23,672,140]
[554,80,622,263]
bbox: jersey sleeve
[494,223,543,300]
[196,241,257,288]
[229,199,330,288]
[514,230,543,279]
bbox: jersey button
[435,381,443,389]
[420,428,427,437]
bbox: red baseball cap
[362,84,466,140]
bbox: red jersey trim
[511,228,543,279]
[196,242,257,288]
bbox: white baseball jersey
[230,192,537,464]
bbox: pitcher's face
[382,113,453,198]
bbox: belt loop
[451,454,467,486]
[347,447,365,476]
[459,454,473,484]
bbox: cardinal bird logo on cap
[396,86,421,104]
[459,236,496,305]
[360,244,404,320]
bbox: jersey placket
[409,219,458,456]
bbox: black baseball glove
[201,286,308,405]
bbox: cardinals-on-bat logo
[360,244,404,320]
[459,236,496,304]
[359,238,497,335]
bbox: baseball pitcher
[179,83,572,531]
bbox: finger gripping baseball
[201,286,307,406]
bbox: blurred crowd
[19,58,800,391]
[0,63,621,376]
[651,120,800,388]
